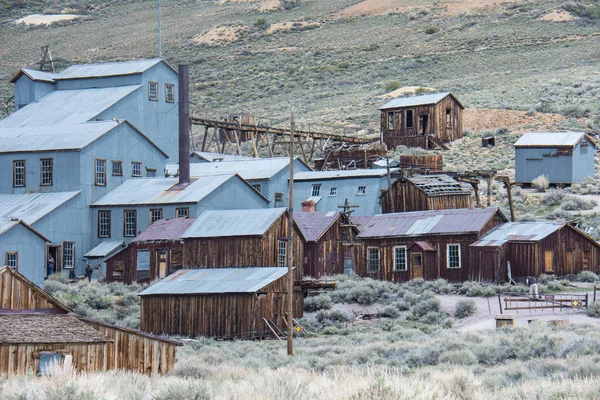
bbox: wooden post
[487,177,493,207]
[386,158,395,213]
[201,126,208,152]
[497,294,503,314]
[287,107,295,357]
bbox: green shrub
[532,175,550,192]
[411,297,441,318]
[578,271,599,282]
[315,309,352,324]
[586,301,600,317]
[304,294,333,312]
[440,349,478,365]
[455,299,477,319]
[385,81,401,92]
[421,311,445,325]
[424,26,439,34]
[379,305,399,318]
[542,189,566,206]
[561,197,596,211]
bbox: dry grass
[266,21,320,35]
[194,25,250,46]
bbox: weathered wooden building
[181,208,304,280]
[471,222,600,281]
[139,267,302,339]
[0,267,180,377]
[380,92,464,150]
[514,131,595,184]
[356,208,507,282]
[294,211,359,278]
[106,218,195,283]
[381,174,473,214]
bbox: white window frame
[98,210,111,238]
[311,184,321,197]
[367,247,380,272]
[176,207,189,218]
[447,243,461,269]
[124,210,137,237]
[165,83,175,103]
[329,187,337,196]
[63,242,75,269]
[132,162,142,177]
[13,160,25,187]
[278,240,287,267]
[393,246,407,271]
[357,185,367,195]
[148,82,158,101]
[149,208,163,224]
[40,158,53,186]
[95,159,106,186]
[5,252,17,270]
[274,192,284,206]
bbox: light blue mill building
[514,132,595,184]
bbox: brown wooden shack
[470,222,600,281]
[355,207,507,282]
[106,218,195,284]
[139,267,303,339]
[380,92,463,150]
[294,211,359,278]
[0,267,180,377]
[381,174,473,214]
[181,208,304,280]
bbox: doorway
[411,253,423,279]
[46,245,61,276]
[326,253,336,276]
[419,115,429,135]
[156,250,168,279]
[544,250,554,273]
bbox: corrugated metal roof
[133,218,196,242]
[379,92,451,110]
[0,219,49,241]
[166,157,293,180]
[408,175,472,196]
[92,175,238,206]
[192,151,254,162]
[181,208,286,238]
[0,121,119,153]
[0,85,140,128]
[11,68,59,83]
[514,132,590,148]
[356,207,501,239]
[84,241,124,258]
[138,267,289,295]
[55,59,164,79]
[351,216,374,234]
[413,241,436,251]
[294,211,340,242]
[294,169,397,181]
[471,222,564,247]
[0,191,80,225]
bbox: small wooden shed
[139,267,303,339]
[381,174,473,213]
[471,222,600,280]
[380,92,464,150]
[0,267,180,376]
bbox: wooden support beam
[201,126,208,152]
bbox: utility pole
[158,0,162,58]
[287,107,295,356]
[339,198,360,274]
[386,157,395,213]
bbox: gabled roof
[138,267,289,296]
[294,168,398,181]
[471,222,565,247]
[0,191,80,225]
[181,208,287,238]
[0,219,49,241]
[92,174,266,207]
[53,58,175,80]
[514,132,595,148]
[0,267,71,312]
[133,218,196,243]
[9,68,59,83]
[407,175,472,196]
[192,151,254,162]
[0,85,141,128]
[379,92,463,110]
[84,240,124,258]
[294,211,341,242]
[357,207,504,239]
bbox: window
[446,108,452,129]
[148,82,158,101]
[252,184,261,192]
[274,192,284,206]
[124,210,137,237]
[393,246,407,271]
[406,109,414,128]
[176,207,189,218]
[150,208,163,224]
[146,168,156,178]
[98,210,111,238]
[40,159,53,186]
[13,160,25,187]
[63,242,74,269]
[136,250,150,282]
[95,159,106,186]
[278,240,287,267]
[132,162,142,177]
[5,252,17,270]
[357,185,367,195]
[170,249,183,272]
[38,353,63,376]
[447,244,461,269]
[367,248,380,272]
[165,83,175,103]
[311,184,321,197]
[329,187,337,196]
[112,261,124,280]
[387,112,395,130]
[112,161,123,176]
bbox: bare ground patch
[464,108,566,132]
[538,10,577,22]
[15,14,83,25]
[194,25,250,46]
[377,86,437,99]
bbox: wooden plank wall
[302,217,350,278]
[381,180,473,213]
[107,242,182,284]
[0,270,63,311]
[399,155,443,171]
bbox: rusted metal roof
[138,267,289,295]
[408,175,472,196]
[351,216,374,234]
[294,211,340,242]
[380,92,460,110]
[181,208,286,238]
[471,222,564,247]
[0,191,80,225]
[413,241,436,251]
[514,131,594,148]
[133,218,196,243]
[84,241,124,258]
[356,207,502,239]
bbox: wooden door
[544,250,554,273]
[412,253,423,279]
[326,253,336,276]
[566,250,574,274]
[583,250,590,271]
[156,250,168,279]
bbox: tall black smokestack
[178,64,190,185]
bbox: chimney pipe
[178,64,190,185]
[301,200,316,212]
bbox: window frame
[274,192,284,205]
[405,109,414,129]
[40,158,53,186]
[13,160,26,188]
[148,81,159,101]
[446,108,452,129]
[387,112,395,130]
[5,252,18,271]
[446,243,461,269]
[146,167,157,178]
[131,162,142,177]
[357,185,367,195]
[149,208,163,224]
[393,246,407,271]
[95,158,106,186]
[112,160,123,176]
[367,247,380,272]
[329,187,337,196]
[176,207,189,218]
[311,184,321,197]
[98,210,111,238]
[165,83,175,103]
[62,241,75,269]
[252,184,261,192]
[278,240,287,267]
[123,210,137,237]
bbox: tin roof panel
[514,131,589,147]
[84,241,124,258]
[133,218,196,242]
[0,191,80,225]
[379,92,451,110]
[181,208,287,238]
